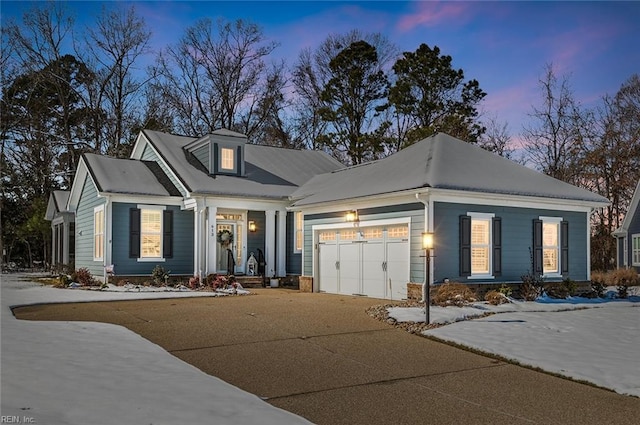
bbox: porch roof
[290,133,610,207]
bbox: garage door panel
[386,241,409,300]
[318,243,338,293]
[362,242,385,299]
[339,243,360,295]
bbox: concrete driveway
[15,288,640,424]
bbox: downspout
[415,192,430,302]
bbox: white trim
[632,234,640,267]
[107,194,184,206]
[293,211,303,254]
[539,216,563,278]
[312,217,411,231]
[93,205,105,261]
[293,186,607,214]
[467,212,495,278]
[137,205,166,261]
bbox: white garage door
[317,224,409,300]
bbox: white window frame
[622,236,628,267]
[137,204,166,262]
[294,211,303,253]
[540,216,562,277]
[221,147,235,171]
[93,205,105,261]
[467,212,494,279]
[632,234,640,267]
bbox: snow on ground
[388,289,640,397]
[0,273,311,425]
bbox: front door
[216,222,244,274]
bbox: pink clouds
[396,1,471,31]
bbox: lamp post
[422,232,434,325]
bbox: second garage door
[317,224,409,300]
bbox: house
[65,129,343,282]
[290,133,609,299]
[64,130,608,298]
[613,179,640,272]
[44,190,75,270]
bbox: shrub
[590,271,608,298]
[432,282,476,307]
[73,268,96,286]
[520,272,544,301]
[609,268,639,299]
[497,284,513,298]
[188,276,201,289]
[151,265,171,286]
[485,290,510,305]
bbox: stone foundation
[299,276,313,292]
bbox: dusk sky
[3,1,639,140]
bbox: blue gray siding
[434,202,589,283]
[75,176,106,277]
[286,212,302,274]
[193,144,209,170]
[627,203,640,272]
[141,143,188,197]
[247,210,265,262]
[111,202,193,276]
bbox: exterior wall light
[248,221,256,232]
[345,210,359,223]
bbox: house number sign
[211,225,216,237]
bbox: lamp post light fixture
[422,231,434,325]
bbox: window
[633,234,640,266]
[471,218,491,275]
[319,231,336,242]
[141,209,162,258]
[221,148,234,170]
[130,206,172,261]
[387,226,408,238]
[94,206,104,260]
[460,213,500,278]
[294,211,303,252]
[534,217,566,277]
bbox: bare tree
[583,75,640,270]
[83,5,151,156]
[150,18,279,139]
[522,64,586,184]
[478,114,515,159]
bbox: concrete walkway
[15,288,640,425]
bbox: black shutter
[212,142,219,174]
[532,219,543,275]
[129,208,140,258]
[236,145,242,175]
[561,220,569,276]
[163,209,173,258]
[493,217,502,276]
[460,215,471,276]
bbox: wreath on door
[217,229,234,246]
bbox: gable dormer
[185,129,247,177]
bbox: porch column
[207,205,218,275]
[193,200,205,277]
[62,220,70,265]
[277,209,287,276]
[51,225,56,266]
[265,209,276,277]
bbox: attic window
[221,148,234,170]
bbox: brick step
[235,275,266,288]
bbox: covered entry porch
[187,198,288,279]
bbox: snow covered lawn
[1,273,310,425]
[388,290,640,397]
